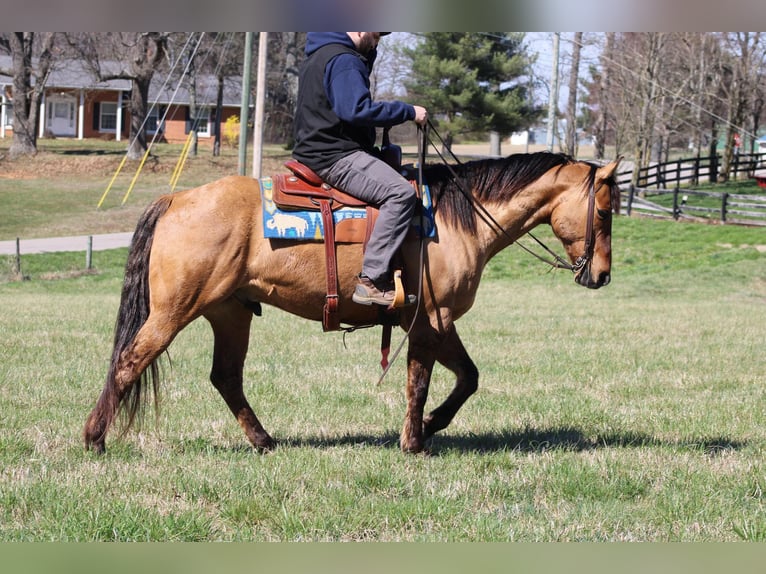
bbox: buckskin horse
[83,151,621,454]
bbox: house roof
[0,55,245,108]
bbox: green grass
[0,139,292,240]
[1,214,765,541]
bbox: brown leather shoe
[352,275,395,306]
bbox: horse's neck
[477,185,557,259]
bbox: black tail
[94,195,173,440]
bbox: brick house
[0,55,246,145]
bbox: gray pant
[317,151,416,286]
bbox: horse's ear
[597,156,622,181]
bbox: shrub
[223,115,240,148]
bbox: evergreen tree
[404,32,540,150]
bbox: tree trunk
[281,32,301,147]
[213,74,223,156]
[631,34,662,186]
[7,32,54,158]
[564,32,582,157]
[593,33,614,160]
[489,131,501,156]
[125,33,166,160]
[127,77,150,160]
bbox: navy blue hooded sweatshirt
[292,32,416,172]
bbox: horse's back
[146,176,266,317]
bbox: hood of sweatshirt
[304,32,378,66]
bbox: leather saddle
[272,160,378,246]
[273,160,369,211]
[270,144,417,370]
[272,159,392,334]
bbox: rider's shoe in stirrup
[352,275,395,306]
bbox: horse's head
[550,158,622,289]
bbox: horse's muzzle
[575,267,611,289]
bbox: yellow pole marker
[97,154,129,208]
[170,133,194,192]
[121,146,152,205]
[170,130,194,190]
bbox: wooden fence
[616,151,766,189]
[612,150,766,225]
[623,185,766,226]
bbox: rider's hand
[413,106,428,126]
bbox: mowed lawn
[1,161,765,540]
[0,217,766,541]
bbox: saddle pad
[259,177,436,241]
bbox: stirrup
[389,269,416,309]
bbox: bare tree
[718,32,766,180]
[563,32,583,157]
[67,32,168,160]
[0,32,55,158]
[263,32,305,145]
[589,32,614,160]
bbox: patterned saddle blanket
[259,177,435,242]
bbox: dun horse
[84,152,621,454]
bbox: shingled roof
[0,55,245,108]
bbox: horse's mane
[423,151,579,232]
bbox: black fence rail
[616,151,766,189]
[623,185,766,226]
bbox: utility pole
[546,32,560,152]
[252,32,268,179]
[238,32,253,176]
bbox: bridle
[571,165,598,274]
[374,124,599,384]
[423,120,599,276]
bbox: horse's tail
[94,195,173,441]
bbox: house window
[146,107,161,134]
[191,106,211,137]
[100,102,117,131]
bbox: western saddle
[272,158,415,334]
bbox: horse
[83,151,621,455]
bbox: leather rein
[424,121,597,275]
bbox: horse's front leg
[400,340,437,453]
[423,326,478,440]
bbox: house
[0,55,247,145]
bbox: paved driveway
[0,232,133,255]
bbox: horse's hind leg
[83,314,177,454]
[422,327,478,440]
[204,299,275,452]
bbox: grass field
[1,142,765,541]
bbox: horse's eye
[597,208,611,220]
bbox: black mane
[422,152,578,232]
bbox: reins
[366,121,598,383]
[374,125,429,385]
[424,119,597,274]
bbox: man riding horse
[292,32,429,306]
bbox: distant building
[0,55,247,145]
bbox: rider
[292,32,428,306]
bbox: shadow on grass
[422,427,747,457]
[170,427,747,457]
[58,149,126,156]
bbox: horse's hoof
[254,435,276,453]
[399,438,424,454]
[85,440,106,455]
